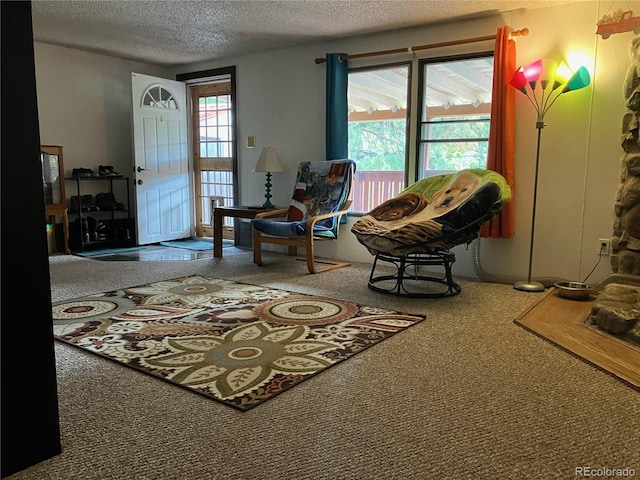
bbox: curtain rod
[314,28,529,64]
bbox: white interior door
[132,72,191,245]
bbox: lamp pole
[514,121,545,292]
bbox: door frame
[176,66,238,237]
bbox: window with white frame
[417,53,494,179]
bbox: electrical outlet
[597,238,611,256]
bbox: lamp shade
[522,59,542,88]
[554,61,573,85]
[254,147,284,173]
[562,66,591,93]
[509,67,528,92]
[539,58,558,89]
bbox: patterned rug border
[52,275,426,411]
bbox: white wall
[34,1,634,286]
[34,43,170,179]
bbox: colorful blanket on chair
[351,169,510,256]
[252,159,355,237]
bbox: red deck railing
[351,170,404,213]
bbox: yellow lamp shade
[540,58,558,89]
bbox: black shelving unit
[66,176,133,252]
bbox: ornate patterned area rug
[52,275,426,411]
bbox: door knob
[137,179,143,185]
[136,166,147,173]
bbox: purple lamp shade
[522,59,542,89]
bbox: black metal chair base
[368,251,462,298]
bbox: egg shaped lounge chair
[351,169,511,297]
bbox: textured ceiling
[31,0,580,66]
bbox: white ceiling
[31,0,581,67]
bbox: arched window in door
[141,85,179,109]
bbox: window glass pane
[199,94,232,158]
[421,117,490,139]
[200,170,233,226]
[206,143,217,158]
[205,127,217,141]
[348,65,409,213]
[220,142,230,157]
[419,141,489,177]
[418,55,493,178]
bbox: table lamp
[253,146,284,208]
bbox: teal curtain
[325,53,348,160]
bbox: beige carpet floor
[7,249,640,479]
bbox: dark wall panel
[1,1,62,476]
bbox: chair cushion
[250,218,337,238]
[251,218,306,237]
[351,169,510,256]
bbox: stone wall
[612,38,640,275]
[587,283,640,346]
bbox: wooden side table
[213,205,274,257]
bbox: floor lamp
[509,59,591,292]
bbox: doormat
[52,275,426,411]
[159,238,218,251]
[73,244,214,262]
[75,246,147,257]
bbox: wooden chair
[251,159,355,274]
